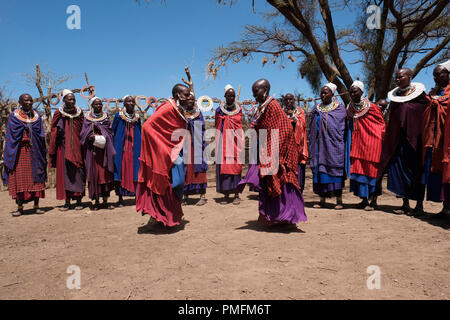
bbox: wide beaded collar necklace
[220,102,241,116]
[14,109,39,123]
[347,97,370,119]
[86,111,108,122]
[317,100,339,113]
[119,109,139,123]
[59,105,82,118]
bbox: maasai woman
[215,84,244,205]
[238,79,307,227]
[283,93,308,190]
[136,84,190,227]
[345,81,385,211]
[379,68,428,216]
[422,61,450,217]
[308,83,346,209]
[112,95,141,206]
[80,97,115,210]
[3,94,47,217]
[182,93,208,206]
[49,89,86,211]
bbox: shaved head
[252,78,271,104]
[433,64,449,88]
[397,68,412,78]
[19,93,32,102]
[395,68,413,89]
[252,78,271,92]
[172,83,190,98]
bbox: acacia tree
[138,0,448,101]
[210,0,449,102]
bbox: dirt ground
[0,165,449,300]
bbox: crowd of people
[2,61,449,230]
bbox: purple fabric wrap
[308,103,346,177]
[239,164,307,223]
[3,112,47,185]
[80,115,116,199]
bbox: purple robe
[3,111,47,185]
[80,114,116,199]
[308,103,346,177]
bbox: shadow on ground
[137,219,190,235]
[236,220,306,234]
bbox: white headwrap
[89,96,102,106]
[439,59,450,72]
[351,80,364,93]
[123,95,132,101]
[324,83,337,94]
[224,84,234,93]
[62,89,73,98]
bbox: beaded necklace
[14,109,38,146]
[86,111,108,122]
[316,99,340,132]
[220,102,241,116]
[184,108,201,120]
[316,100,339,113]
[119,109,139,123]
[169,99,188,123]
[347,98,371,131]
[347,97,370,118]
[14,109,39,123]
[59,105,82,118]
[430,87,450,101]
[252,95,274,123]
[396,86,416,97]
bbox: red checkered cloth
[255,99,300,198]
[8,132,46,199]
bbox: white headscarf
[224,84,234,94]
[122,95,132,101]
[351,80,364,93]
[324,83,337,94]
[89,96,102,106]
[62,89,73,98]
[439,59,450,72]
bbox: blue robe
[111,113,142,183]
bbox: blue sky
[0,0,439,111]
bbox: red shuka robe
[422,84,450,174]
[348,102,386,178]
[214,107,244,175]
[293,108,309,165]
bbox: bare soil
[0,166,449,300]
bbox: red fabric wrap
[293,108,308,164]
[255,99,299,198]
[121,124,135,192]
[348,103,385,178]
[138,100,186,195]
[443,92,450,184]
[214,109,244,175]
[49,110,84,168]
[8,132,46,199]
[422,85,450,174]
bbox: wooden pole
[182,66,195,95]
